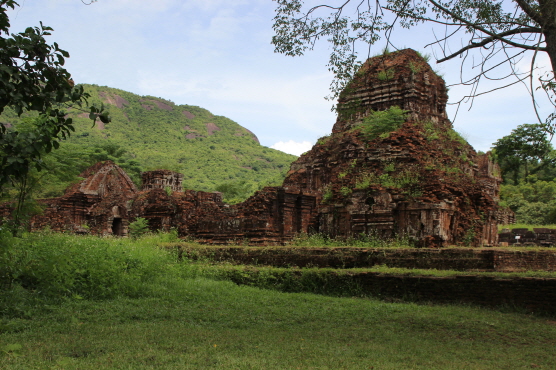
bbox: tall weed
[0,231,180,317]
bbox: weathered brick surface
[130,188,225,233]
[141,170,184,192]
[29,161,137,235]
[282,49,502,247]
[222,266,556,314]
[499,228,556,246]
[192,187,318,245]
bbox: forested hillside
[0,85,296,202]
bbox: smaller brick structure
[141,170,184,192]
[28,161,138,236]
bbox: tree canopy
[0,0,109,190]
[492,123,554,184]
[272,0,556,125]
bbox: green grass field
[498,223,556,231]
[1,232,555,369]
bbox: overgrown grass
[358,105,408,140]
[498,223,556,231]
[289,232,413,248]
[0,229,181,317]
[1,232,556,369]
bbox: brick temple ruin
[1,49,508,247]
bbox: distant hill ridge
[1,84,297,199]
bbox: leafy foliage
[0,230,180,312]
[493,123,554,184]
[359,106,407,140]
[0,1,110,190]
[128,217,150,239]
[215,180,258,204]
[500,181,556,224]
[492,124,556,224]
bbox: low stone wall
[499,228,556,246]
[219,267,556,315]
[350,273,556,314]
[174,245,556,272]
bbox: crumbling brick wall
[192,187,318,245]
[282,49,501,247]
[499,228,556,247]
[141,170,184,192]
[28,161,137,236]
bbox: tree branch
[514,0,543,25]
[428,0,546,54]
[437,27,546,63]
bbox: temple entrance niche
[295,196,303,233]
[111,206,124,236]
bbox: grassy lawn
[1,232,556,369]
[2,277,556,369]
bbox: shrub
[377,68,395,81]
[340,186,352,197]
[359,106,407,140]
[129,217,150,239]
[0,232,177,316]
[322,188,333,203]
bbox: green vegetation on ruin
[0,84,296,202]
[358,105,407,140]
[1,231,556,369]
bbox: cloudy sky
[6,0,553,155]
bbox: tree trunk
[539,0,556,76]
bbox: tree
[215,180,257,204]
[492,123,554,184]
[0,0,110,191]
[272,0,556,125]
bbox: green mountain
[1,84,297,202]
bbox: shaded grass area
[2,278,556,369]
[1,232,556,369]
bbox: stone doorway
[112,218,123,236]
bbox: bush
[359,106,407,140]
[129,217,149,239]
[0,232,178,317]
[500,181,556,224]
[515,201,556,224]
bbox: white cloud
[271,140,314,156]
[136,69,336,133]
